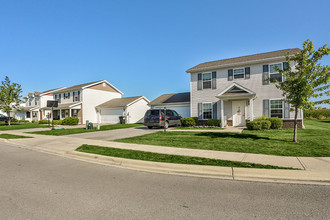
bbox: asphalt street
[1,142,329,220]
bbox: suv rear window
[146,110,160,116]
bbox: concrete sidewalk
[2,128,330,185]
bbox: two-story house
[186,48,303,128]
[16,88,65,122]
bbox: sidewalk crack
[296,157,306,170]
[231,167,235,180]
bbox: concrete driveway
[66,126,161,140]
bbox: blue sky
[0,0,329,106]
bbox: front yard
[28,123,143,136]
[115,120,330,157]
[0,122,49,130]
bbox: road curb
[67,151,330,186]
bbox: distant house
[17,80,149,124]
[149,92,190,117]
[186,48,303,128]
[96,96,150,124]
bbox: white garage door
[100,108,124,124]
[153,104,190,118]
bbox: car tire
[147,126,153,129]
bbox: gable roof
[54,80,123,94]
[96,96,149,108]
[216,82,256,99]
[149,92,190,105]
[186,48,301,73]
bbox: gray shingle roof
[149,92,190,105]
[186,48,301,73]
[96,96,145,108]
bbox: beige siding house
[186,48,303,128]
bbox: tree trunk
[7,111,11,126]
[293,106,298,142]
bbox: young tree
[274,39,330,142]
[0,76,23,125]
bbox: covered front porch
[216,83,256,128]
[45,102,82,123]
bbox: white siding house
[186,48,303,128]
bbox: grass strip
[28,123,143,136]
[0,134,33,139]
[173,127,223,130]
[76,144,294,169]
[0,123,49,131]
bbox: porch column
[220,99,224,128]
[69,109,72,117]
[250,98,254,121]
[59,109,62,120]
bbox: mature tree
[274,39,330,142]
[0,76,23,125]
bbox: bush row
[303,109,330,119]
[246,117,283,130]
[180,117,221,127]
[10,119,30,123]
[38,117,79,125]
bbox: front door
[232,101,246,126]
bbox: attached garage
[150,92,190,117]
[96,96,150,124]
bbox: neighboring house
[186,48,303,128]
[149,92,191,117]
[15,88,65,122]
[96,96,150,124]
[49,80,123,124]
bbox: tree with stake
[0,76,23,125]
[273,39,330,142]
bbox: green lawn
[0,133,33,139]
[28,123,143,136]
[115,120,330,157]
[76,144,292,169]
[0,122,49,130]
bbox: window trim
[34,97,38,105]
[202,73,212,89]
[233,68,245,79]
[202,102,213,120]
[269,99,283,118]
[269,62,283,82]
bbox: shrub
[207,119,221,127]
[180,117,196,127]
[192,117,198,125]
[38,119,50,124]
[260,120,271,129]
[52,120,62,125]
[62,117,79,125]
[19,120,29,123]
[304,109,330,119]
[268,117,283,129]
[246,121,262,130]
[11,118,19,123]
[254,115,269,121]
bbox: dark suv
[144,109,181,129]
[0,114,11,123]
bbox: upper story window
[73,91,80,102]
[29,97,32,106]
[54,94,61,103]
[228,67,250,81]
[202,73,211,89]
[269,63,283,82]
[64,92,70,99]
[233,68,245,79]
[270,100,283,118]
[34,97,38,105]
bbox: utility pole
[163,107,167,132]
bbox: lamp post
[163,107,167,132]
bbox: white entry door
[232,101,246,126]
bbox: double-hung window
[270,100,283,118]
[202,73,211,89]
[34,97,38,105]
[73,91,80,102]
[202,103,212,119]
[54,94,61,103]
[64,92,70,99]
[233,68,245,79]
[29,97,32,106]
[269,63,283,82]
